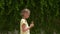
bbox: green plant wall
[0,0,60,34]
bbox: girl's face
[23,11,30,19]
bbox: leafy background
[0,0,60,34]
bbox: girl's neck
[22,17,26,19]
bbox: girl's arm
[22,23,34,32]
[22,23,30,32]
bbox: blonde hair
[21,8,30,17]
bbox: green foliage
[0,0,60,34]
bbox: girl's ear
[20,11,24,17]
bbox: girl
[20,8,34,34]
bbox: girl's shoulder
[20,19,26,23]
[21,19,26,21]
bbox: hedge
[0,0,60,34]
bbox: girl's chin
[26,17,29,19]
[26,18,28,19]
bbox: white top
[20,19,30,34]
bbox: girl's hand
[30,21,34,28]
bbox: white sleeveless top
[20,19,30,34]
